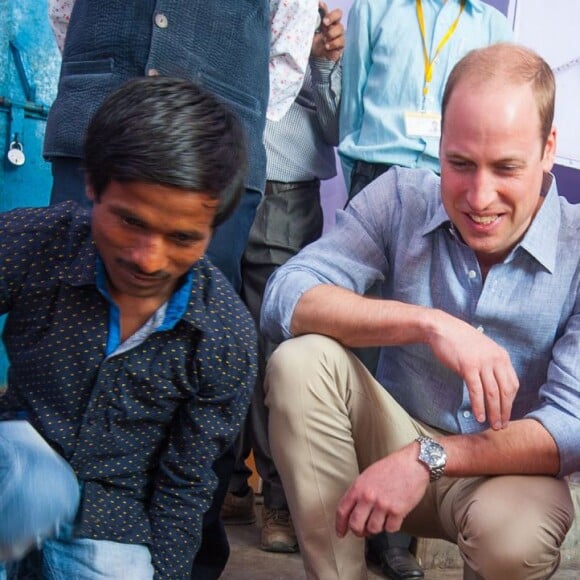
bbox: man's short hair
[442,43,555,148]
[83,77,248,226]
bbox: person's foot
[220,488,257,525]
[368,545,424,579]
[260,508,299,553]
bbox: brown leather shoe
[220,489,256,525]
[260,508,299,553]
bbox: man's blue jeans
[0,538,154,580]
[0,421,155,579]
[0,421,80,564]
[1,538,154,580]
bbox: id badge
[404,111,441,138]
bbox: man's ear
[541,126,557,172]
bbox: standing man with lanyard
[336,1,512,577]
[339,0,512,199]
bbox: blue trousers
[0,421,80,575]
[0,421,231,579]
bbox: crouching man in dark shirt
[0,77,257,579]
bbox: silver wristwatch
[416,436,447,482]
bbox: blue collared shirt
[262,167,580,477]
[95,256,193,356]
[338,0,512,187]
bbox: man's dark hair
[83,77,248,226]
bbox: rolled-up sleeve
[527,304,580,477]
[261,176,397,343]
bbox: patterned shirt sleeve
[148,304,257,578]
[47,0,76,52]
[268,0,320,121]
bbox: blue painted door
[0,1,61,388]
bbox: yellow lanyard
[416,0,466,98]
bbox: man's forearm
[441,418,560,477]
[291,284,439,348]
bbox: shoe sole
[260,542,299,554]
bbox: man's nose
[130,238,168,274]
[466,171,496,211]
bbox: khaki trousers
[264,335,574,580]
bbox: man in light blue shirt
[339,0,512,197]
[340,5,512,569]
[261,43,579,579]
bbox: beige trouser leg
[446,475,573,580]
[264,335,429,579]
[264,334,574,580]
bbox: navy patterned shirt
[0,202,257,578]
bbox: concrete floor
[222,519,579,580]
[221,497,579,580]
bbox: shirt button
[468,270,477,279]
[463,410,471,418]
[155,13,168,28]
[476,325,484,333]
[147,68,160,76]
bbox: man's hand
[427,310,519,430]
[336,444,429,538]
[311,3,344,62]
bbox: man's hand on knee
[335,443,429,539]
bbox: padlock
[7,141,26,166]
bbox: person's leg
[206,188,261,293]
[433,475,574,580]
[50,158,88,208]
[366,531,423,580]
[347,161,393,202]
[190,446,235,580]
[345,159,421,578]
[221,421,256,525]
[0,421,80,564]
[238,180,323,552]
[42,537,154,580]
[264,334,426,579]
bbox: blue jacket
[44,0,270,194]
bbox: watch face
[423,440,446,468]
[417,436,447,472]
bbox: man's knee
[458,477,573,579]
[265,334,346,400]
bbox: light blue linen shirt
[338,0,512,187]
[261,167,580,477]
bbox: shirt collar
[94,256,197,331]
[422,181,451,235]
[422,172,560,273]
[516,173,560,273]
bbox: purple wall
[486,0,509,15]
